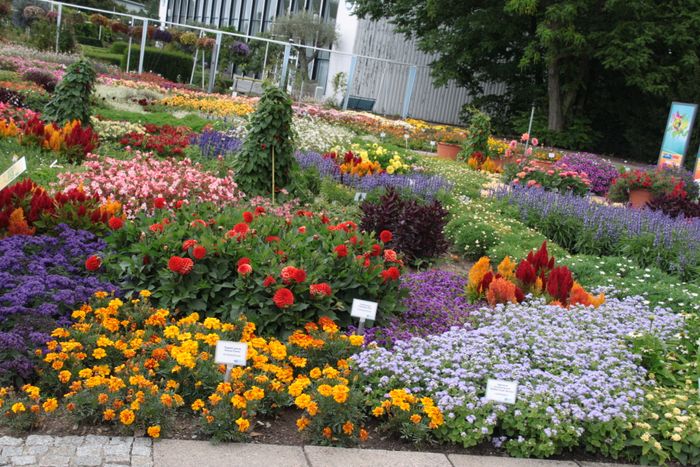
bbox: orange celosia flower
[468,257,492,292]
[7,208,35,236]
[485,278,518,306]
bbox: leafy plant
[458,107,491,161]
[648,194,700,219]
[43,57,96,125]
[233,84,296,197]
[360,188,449,262]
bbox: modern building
[158,0,496,125]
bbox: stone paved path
[0,435,636,467]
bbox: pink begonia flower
[509,140,518,150]
[547,170,555,175]
[526,180,537,187]
[525,147,533,156]
[531,138,539,146]
[521,133,530,142]
[505,149,512,157]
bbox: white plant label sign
[214,341,248,366]
[485,379,518,404]
[351,299,378,321]
[0,157,26,190]
[354,192,367,202]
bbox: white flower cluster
[90,118,146,141]
[293,116,355,153]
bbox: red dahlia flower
[85,255,102,271]
[273,288,295,308]
[310,283,332,297]
[334,245,348,257]
[243,211,254,223]
[108,216,123,230]
[154,197,167,209]
[384,249,398,263]
[381,266,400,282]
[263,275,276,287]
[379,230,393,243]
[182,239,198,251]
[149,223,164,233]
[237,257,251,267]
[237,263,253,276]
[168,256,194,275]
[192,246,207,260]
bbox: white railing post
[207,32,222,93]
[138,18,149,74]
[54,4,62,53]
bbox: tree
[272,12,338,82]
[349,0,700,138]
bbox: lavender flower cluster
[358,270,479,345]
[194,129,243,158]
[496,186,700,279]
[0,225,117,384]
[353,296,683,458]
[296,151,453,199]
[555,153,619,195]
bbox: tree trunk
[547,59,564,132]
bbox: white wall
[324,0,358,101]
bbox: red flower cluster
[168,255,194,275]
[119,124,192,157]
[381,266,400,282]
[273,288,295,308]
[85,255,102,271]
[379,230,393,243]
[309,283,332,297]
[281,266,306,284]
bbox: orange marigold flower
[342,421,354,435]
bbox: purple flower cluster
[353,296,683,457]
[496,186,700,279]
[195,129,243,158]
[555,153,619,195]
[231,41,251,57]
[296,151,453,199]
[357,270,479,346]
[0,225,117,384]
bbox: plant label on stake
[351,299,378,335]
[354,192,367,202]
[0,156,26,191]
[485,379,518,404]
[214,341,248,382]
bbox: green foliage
[43,57,96,125]
[444,211,497,260]
[109,41,129,54]
[30,18,76,53]
[81,45,122,66]
[458,107,491,161]
[93,106,211,132]
[121,46,193,82]
[233,84,296,196]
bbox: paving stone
[57,436,84,446]
[0,437,22,447]
[130,455,154,467]
[38,454,71,466]
[26,444,50,455]
[74,455,102,466]
[82,435,109,446]
[448,454,578,467]
[48,445,76,457]
[103,443,131,463]
[579,463,635,467]
[153,440,306,467]
[108,436,132,446]
[76,444,102,458]
[10,455,37,466]
[26,434,55,446]
[305,445,449,467]
[130,439,152,458]
[1,446,23,457]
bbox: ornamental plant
[554,153,618,195]
[506,160,591,196]
[458,107,491,162]
[360,188,449,262]
[0,225,116,386]
[608,168,685,202]
[103,203,406,336]
[55,152,244,218]
[43,57,96,125]
[119,124,192,157]
[233,84,296,196]
[466,242,604,308]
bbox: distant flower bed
[119,123,192,157]
[195,128,243,158]
[554,153,619,195]
[55,152,244,217]
[159,94,254,117]
[296,151,452,199]
[0,225,117,385]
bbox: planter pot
[437,142,461,160]
[629,189,654,208]
[491,158,505,172]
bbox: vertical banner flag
[658,102,697,169]
[694,145,700,181]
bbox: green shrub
[444,212,498,260]
[76,36,103,47]
[233,84,296,196]
[43,57,96,124]
[110,41,128,54]
[121,46,193,82]
[82,46,122,66]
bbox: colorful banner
[695,145,700,181]
[658,102,697,169]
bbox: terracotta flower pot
[436,142,461,160]
[629,189,653,208]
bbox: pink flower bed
[55,151,245,217]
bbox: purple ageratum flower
[353,296,683,456]
[555,153,619,195]
[295,150,453,199]
[195,129,243,158]
[0,224,118,384]
[353,270,480,346]
[231,41,251,57]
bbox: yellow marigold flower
[235,417,250,432]
[410,414,422,424]
[332,385,349,404]
[119,409,135,426]
[58,370,72,384]
[139,290,152,298]
[306,401,318,416]
[147,425,161,438]
[191,399,205,411]
[342,421,354,435]
[243,386,265,401]
[309,368,322,379]
[164,326,180,339]
[372,407,384,417]
[11,402,26,413]
[296,416,310,431]
[94,291,109,299]
[349,335,364,346]
[98,393,109,404]
[208,394,222,405]
[231,395,247,410]
[93,348,107,360]
[289,356,307,368]
[42,398,58,413]
[322,367,339,379]
[294,394,312,410]
[202,317,221,330]
[317,384,333,397]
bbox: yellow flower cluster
[371,388,444,429]
[159,94,254,117]
[0,118,19,138]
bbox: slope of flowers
[103,204,405,335]
[495,186,700,280]
[0,225,117,385]
[55,152,244,217]
[353,296,684,458]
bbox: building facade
[159,0,484,125]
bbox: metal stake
[524,105,536,153]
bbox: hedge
[121,46,193,82]
[76,36,103,47]
[110,41,129,54]
[81,45,122,67]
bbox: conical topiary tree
[43,57,96,125]
[233,83,296,198]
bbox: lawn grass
[0,138,77,186]
[93,106,212,132]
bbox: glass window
[326,0,338,21]
[310,0,321,15]
[277,0,289,16]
